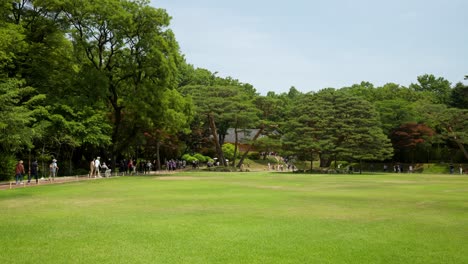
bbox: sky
[150,0,468,95]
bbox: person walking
[127,160,134,175]
[94,157,101,177]
[28,159,39,184]
[15,160,25,185]
[49,159,59,181]
[89,158,95,178]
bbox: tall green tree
[450,82,468,109]
[60,0,181,164]
[143,88,193,169]
[0,79,44,180]
[180,85,257,166]
[283,89,392,168]
[417,104,468,161]
[410,74,452,105]
[1,0,113,169]
[374,99,417,135]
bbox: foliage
[391,123,435,149]
[416,104,468,161]
[193,153,207,163]
[283,89,393,168]
[181,154,197,163]
[222,143,236,161]
[450,82,468,109]
[247,152,261,160]
[0,152,17,181]
[181,153,211,163]
[0,79,39,153]
[374,99,417,135]
[0,0,466,172]
[409,74,452,105]
[59,0,182,160]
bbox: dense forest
[1,0,467,180]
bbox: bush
[247,152,260,160]
[72,168,90,176]
[181,154,192,161]
[181,154,199,163]
[204,166,236,172]
[193,153,207,163]
[222,143,235,160]
[0,153,16,181]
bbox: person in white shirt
[101,162,111,177]
[94,157,101,177]
[49,159,59,181]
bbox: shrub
[247,152,260,160]
[222,143,235,160]
[204,166,236,172]
[193,153,207,163]
[0,153,16,181]
[181,154,198,163]
[181,154,192,161]
[72,168,90,176]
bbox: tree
[282,91,323,169]
[340,81,376,101]
[450,82,468,109]
[143,88,193,169]
[180,85,257,166]
[61,0,181,166]
[417,104,468,161]
[391,123,435,163]
[230,98,260,167]
[0,79,41,180]
[374,99,417,135]
[409,74,452,105]
[283,89,392,169]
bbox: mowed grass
[1,172,467,264]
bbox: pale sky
[150,0,468,94]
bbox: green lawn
[1,172,467,263]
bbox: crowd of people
[9,157,466,185]
[13,158,58,185]
[89,157,112,178]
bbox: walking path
[0,171,178,190]
[0,175,112,190]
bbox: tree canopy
[0,0,467,180]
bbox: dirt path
[0,171,179,190]
[0,175,108,190]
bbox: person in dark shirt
[28,159,39,184]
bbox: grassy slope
[0,172,467,264]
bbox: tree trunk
[232,127,239,167]
[319,154,331,167]
[69,147,74,176]
[109,82,123,170]
[219,133,226,146]
[156,140,161,170]
[41,143,46,178]
[237,125,265,168]
[208,113,227,166]
[447,126,468,161]
[310,152,314,171]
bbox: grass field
[1,172,467,263]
